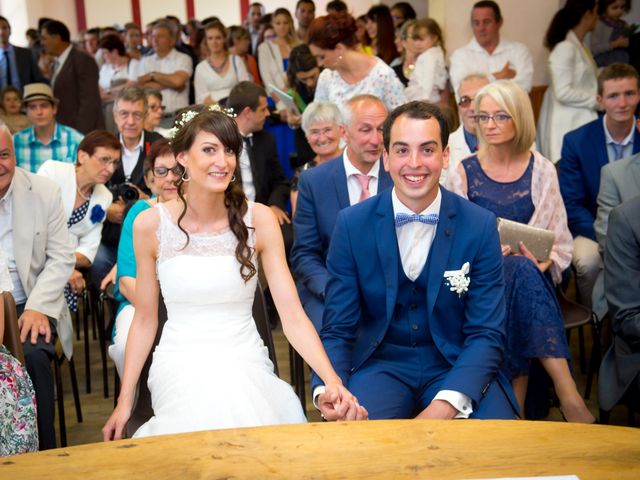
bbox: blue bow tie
[395,212,439,227]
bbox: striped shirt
[13,122,84,173]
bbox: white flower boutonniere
[443,262,471,297]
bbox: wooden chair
[2,291,24,364]
[556,285,601,399]
[53,338,83,447]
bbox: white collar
[603,114,636,146]
[342,148,380,178]
[55,44,73,68]
[391,186,442,217]
[469,36,504,55]
[120,132,144,152]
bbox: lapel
[374,190,400,322]
[378,167,393,192]
[332,155,350,209]
[426,188,457,318]
[54,47,74,90]
[591,121,608,170]
[632,127,640,155]
[129,132,151,188]
[629,154,640,192]
[11,169,36,286]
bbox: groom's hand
[318,385,368,421]
[415,399,457,420]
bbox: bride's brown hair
[170,108,257,282]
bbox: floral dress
[0,247,38,455]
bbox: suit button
[411,324,419,331]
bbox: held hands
[19,309,51,344]
[415,399,458,420]
[102,401,132,441]
[318,383,368,421]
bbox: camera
[109,183,140,203]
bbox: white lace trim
[155,202,255,265]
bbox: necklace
[209,55,228,74]
[403,63,415,79]
[76,183,92,200]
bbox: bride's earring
[231,174,236,182]
[181,170,191,182]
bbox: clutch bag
[496,217,555,262]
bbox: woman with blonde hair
[447,80,595,423]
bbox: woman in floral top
[308,12,406,112]
[0,246,39,456]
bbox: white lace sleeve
[0,246,13,293]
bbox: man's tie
[353,173,372,202]
[395,212,439,227]
[3,50,12,87]
[612,143,624,161]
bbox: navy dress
[462,155,570,378]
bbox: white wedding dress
[133,203,306,438]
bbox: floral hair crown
[167,104,237,140]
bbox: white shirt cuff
[433,390,473,418]
[312,386,326,410]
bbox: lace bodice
[155,202,255,265]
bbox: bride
[102,107,366,440]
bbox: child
[590,0,633,67]
[404,18,448,105]
[0,86,31,134]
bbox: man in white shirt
[138,20,192,127]
[312,101,519,421]
[449,1,533,98]
[291,94,393,331]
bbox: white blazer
[257,40,288,110]
[37,160,113,263]
[537,30,598,163]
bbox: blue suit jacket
[559,118,640,240]
[312,188,514,409]
[291,155,393,308]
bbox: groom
[314,101,519,420]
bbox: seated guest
[537,0,598,163]
[291,101,344,215]
[308,12,407,112]
[598,195,640,415]
[559,63,640,312]
[443,73,490,185]
[291,95,392,331]
[0,125,75,449]
[227,25,262,86]
[138,20,192,128]
[0,86,31,133]
[109,139,181,377]
[91,87,162,287]
[142,88,171,138]
[404,18,448,105]
[447,80,594,423]
[37,130,120,315]
[314,101,519,421]
[40,20,104,134]
[194,21,251,105]
[13,83,83,173]
[449,1,533,98]
[0,245,38,456]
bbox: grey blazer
[12,168,76,358]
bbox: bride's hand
[102,403,132,441]
[319,383,368,421]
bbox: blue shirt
[13,122,84,173]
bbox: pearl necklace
[76,183,92,201]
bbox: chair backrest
[2,291,25,365]
[556,285,592,329]
[252,283,279,377]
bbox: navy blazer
[312,187,514,409]
[291,155,393,304]
[559,117,640,240]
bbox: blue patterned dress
[462,155,570,378]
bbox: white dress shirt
[343,149,380,205]
[239,134,256,201]
[603,115,636,162]
[51,44,73,88]
[0,180,27,304]
[120,133,144,180]
[449,37,534,98]
[140,48,193,114]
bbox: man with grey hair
[137,20,192,127]
[442,73,491,184]
[291,95,393,330]
[90,87,162,286]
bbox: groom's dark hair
[383,101,449,152]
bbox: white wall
[86,0,131,29]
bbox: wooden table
[2,420,639,479]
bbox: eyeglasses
[475,113,512,125]
[153,165,182,177]
[149,104,166,112]
[458,95,474,108]
[116,110,145,121]
[94,155,121,168]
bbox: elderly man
[138,20,192,128]
[0,124,75,449]
[13,83,83,173]
[40,19,103,133]
[449,1,533,98]
[291,95,393,330]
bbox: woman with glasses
[109,138,182,377]
[447,80,595,423]
[37,130,121,314]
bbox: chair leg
[584,315,602,400]
[114,368,120,408]
[74,310,80,341]
[295,352,306,414]
[68,356,83,423]
[578,326,586,374]
[82,289,91,394]
[53,359,67,448]
[96,295,109,398]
